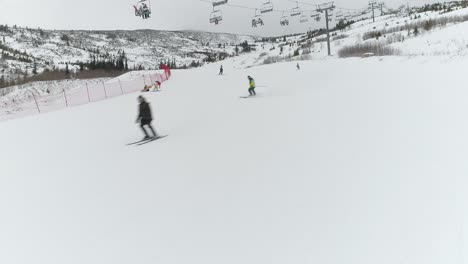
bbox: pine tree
[32,60,37,74]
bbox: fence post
[118,79,124,95]
[63,88,69,107]
[86,82,91,102]
[31,92,40,114]
[102,81,108,99]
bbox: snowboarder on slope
[136,95,158,140]
[248,76,256,96]
[219,65,224,75]
[296,63,300,70]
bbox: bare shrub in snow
[385,33,405,45]
[332,34,349,41]
[362,14,468,41]
[338,42,401,58]
[262,54,312,65]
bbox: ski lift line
[200,0,316,14]
[335,6,365,11]
[287,0,319,6]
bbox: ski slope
[1,56,468,264]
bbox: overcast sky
[0,0,439,36]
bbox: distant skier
[247,76,256,96]
[296,63,301,70]
[154,80,161,91]
[136,95,158,140]
[219,65,224,75]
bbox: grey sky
[0,0,438,36]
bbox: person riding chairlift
[141,3,150,19]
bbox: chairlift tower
[316,2,335,56]
[379,2,385,16]
[369,1,377,22]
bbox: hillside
[241,6,468,66]
[0,27,256,83]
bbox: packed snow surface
[0,56,467,264]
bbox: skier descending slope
[219,65,224,75]
[248,75,256,96]
[136,95,158,140]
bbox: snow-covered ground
[1,55,468,264]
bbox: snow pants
[140,119,157,137]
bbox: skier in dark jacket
[136,95,158,140]
[219,65,224,75]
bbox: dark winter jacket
[138,101,153,121]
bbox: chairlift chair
[252,9,264,27]
[261,1,274,14]
[291,2,301,16]
[291,7,301,16]
[300,13,309,23]
[134,0,151,19]
[280,17,289,26]
[212,0,228,7]
[311,13,320,21]
[210,10,223,25]
[280,11,289,26]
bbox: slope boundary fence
[0,66,172,121]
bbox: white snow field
[1,56,468,264]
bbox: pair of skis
[127,135,168,146]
